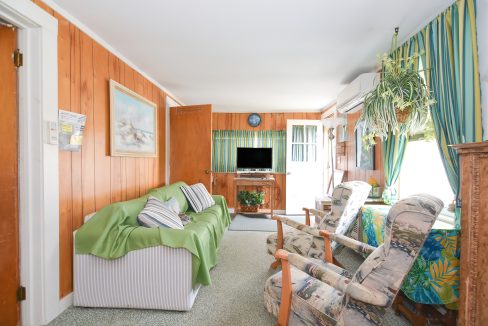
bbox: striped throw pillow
[180,185,204,213]
[137,196,184,229]
[190,183,215,210]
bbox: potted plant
[237,190,265,213]
[357,29,435,147]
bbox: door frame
[165,97,180,185]
[0,0,66,325]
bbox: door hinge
[17,286,26,302]
[13,49,23,68]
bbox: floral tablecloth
[359,205,460,307]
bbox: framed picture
[355,121,375,170]
[110,79,158,157]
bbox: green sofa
[73,181,231,310]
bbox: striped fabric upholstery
[74,245,200,311]
[137,196,183,229]
[190,183,215,210]
[180,185,204,213]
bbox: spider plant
[357,31,435,147]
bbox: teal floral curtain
[212,130,286,173]
[398,0,483,228]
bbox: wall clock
[247,113,262,127]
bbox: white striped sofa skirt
[73,242,201,311]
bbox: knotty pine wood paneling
[336,111,384,188]
[212,112,321,210]
[34,0,167,298]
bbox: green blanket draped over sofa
[75,182,231,287]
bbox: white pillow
[137,196,183,229]
[180,183,214,213]
[180,185,204,213]
[190,183,215,210]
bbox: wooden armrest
[273,215,334,264]
[302,208,311,226]
[308,208,328,218]
[328,233,376,255]
[277,250,389,307]
[272,215,321,237]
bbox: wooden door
[170,105,212,191]
[0,26,20,326]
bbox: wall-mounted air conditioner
[336,73,379,114]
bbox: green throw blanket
[75,182,231,287]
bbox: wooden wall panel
[211,112,321,210]
[336,111,384,188]
[35,3,167,298]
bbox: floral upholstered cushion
[264,259,353,326]
[318,181,372,236]
[264,194,444,326]
[266,181,371,260]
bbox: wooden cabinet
[454,142,488,325]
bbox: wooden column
[454,142,488,325]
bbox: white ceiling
[51,0,453,112]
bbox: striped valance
[212,130,286,173]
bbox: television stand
[233,175,275,217]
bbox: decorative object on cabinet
[237,190,265,213]
[109,79,158,157]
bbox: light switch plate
[48,120,58,145]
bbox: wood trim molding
[465,154,480,325]
[457,143,488,325]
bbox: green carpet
[49,230,410,326]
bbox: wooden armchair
[264,194,443,326]
[267,181,371,267]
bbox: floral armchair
[267,181,371,266]
[264,194,443,326]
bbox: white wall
[478,0,488,140]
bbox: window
[291,125,317,162]
[399,57,454,208]
[399,138,453,207]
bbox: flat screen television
[236,147,272,172]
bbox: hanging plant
[357,28,436,147]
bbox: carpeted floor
[228,214,306,232]
[49,230,410,326]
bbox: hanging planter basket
[395,107,413,123]
[356,27,435,144]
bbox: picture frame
[355,121,375,170]
[110,79,158,157]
